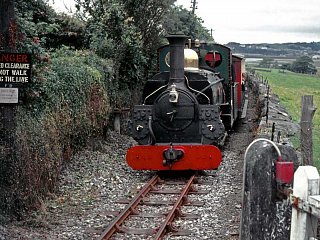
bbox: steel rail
[98,175,160,240]
[153,174,196,239]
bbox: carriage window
[205,51,222,68]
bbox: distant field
[246,57,296,66]
[254,68,320,168]
[247,57,320,76]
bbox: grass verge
[255,68,320,168]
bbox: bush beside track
[0,49,113,216]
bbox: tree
[280,63,291,70]
[74,0,174,93]
[15,0,85,51]
[162,5,213,42]
[291,56,317,74]
[0,0,16,51]
[123,0,175,51]
[258,58,274,68]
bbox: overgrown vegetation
[255,69,320,168]
[2,49,112,214]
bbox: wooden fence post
[290,166,319,239]
[300,95,316,165]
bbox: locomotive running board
[126,145,222,170]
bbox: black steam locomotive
[126,34,245,170]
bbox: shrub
[1,48,113,214]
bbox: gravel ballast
[0,87,258,240]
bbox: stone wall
[249,73,300,147]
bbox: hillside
[226,42,320,58]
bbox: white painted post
[290,166,320,240]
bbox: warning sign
[0,53,32,85]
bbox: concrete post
[290,166,319,240]
[241,139,297,240]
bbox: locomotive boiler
[126,34,245,170]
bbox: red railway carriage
[232,55,245,109]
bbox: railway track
[98,172,210,240]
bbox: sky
[50,0,320,44]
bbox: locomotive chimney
[166,34,187,88]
